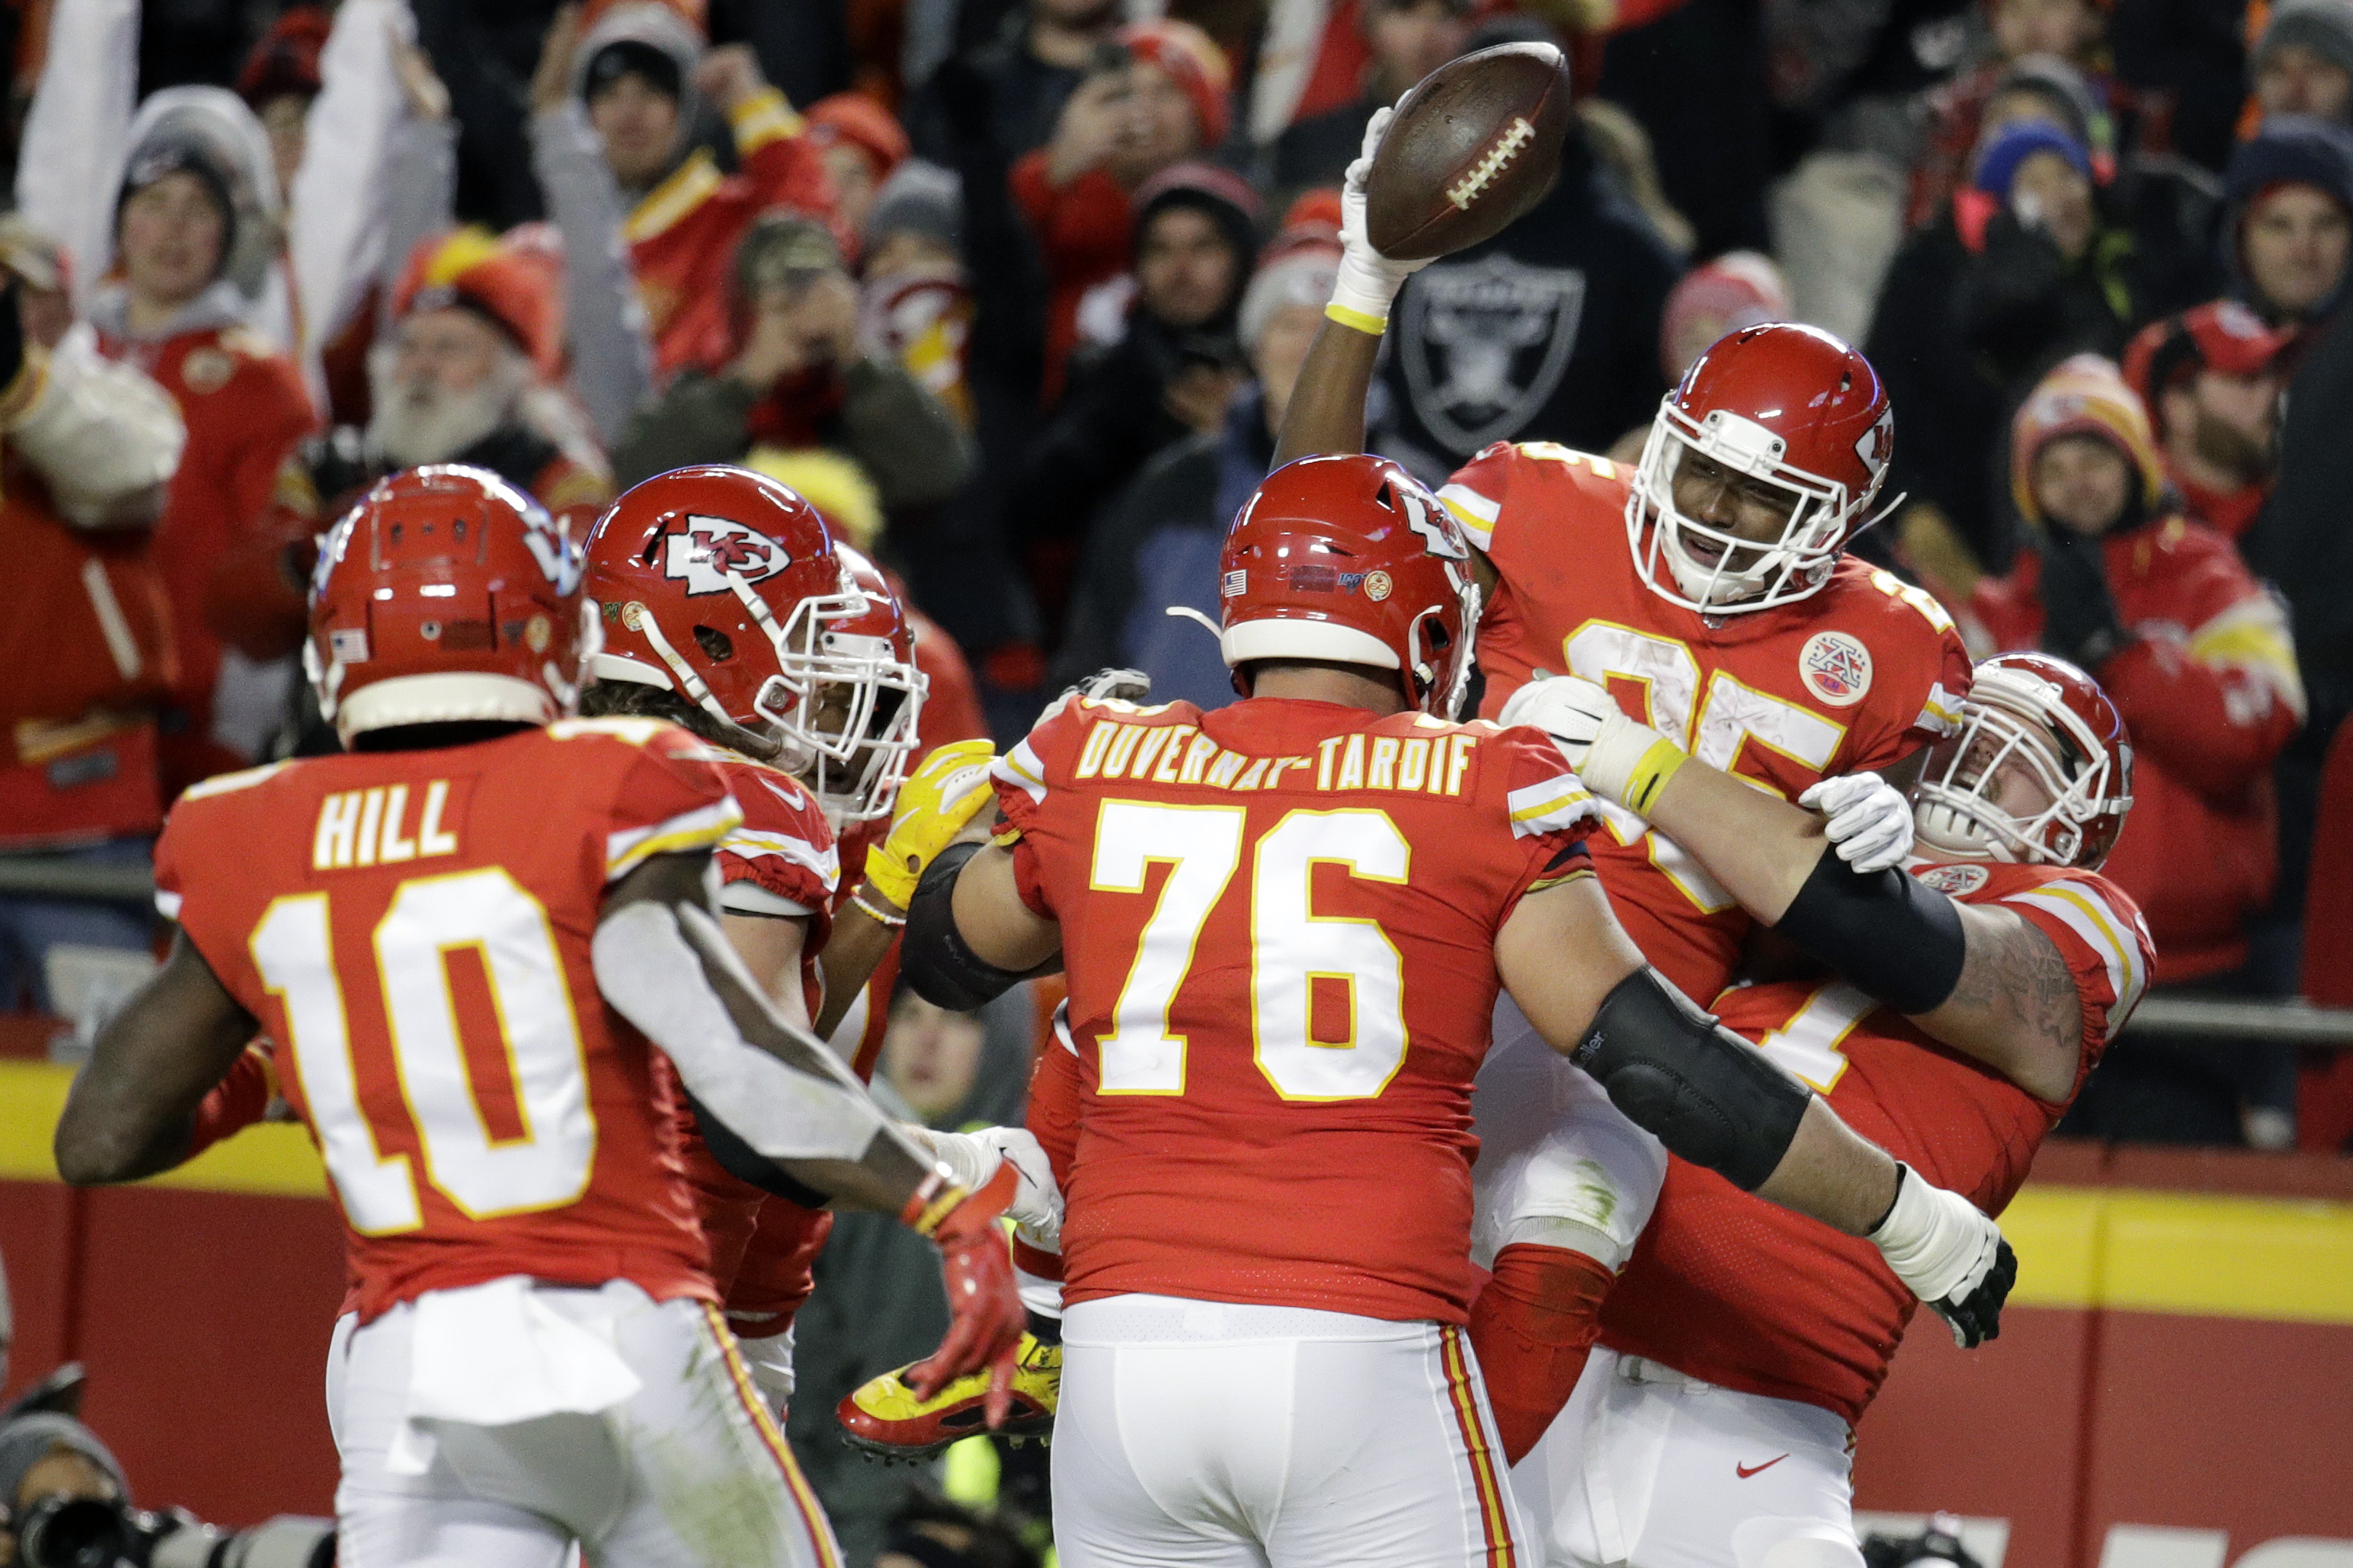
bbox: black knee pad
[1572,968,1813,1192]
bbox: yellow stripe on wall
[0,1060,327,1198]
[2000,1185,2353,1325]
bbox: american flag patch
[1223,570,1247,597]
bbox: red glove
[1467,1242,1616,1466]
[902,1162,1026,1425]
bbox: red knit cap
[1120,19,1232,150]
[237,6,331,107]
[392,227,566,382]
[806,92,911,181]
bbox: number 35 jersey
[1438,442,1974,1000]
[993,695,1598,1325]
[1600,860,2152,1424]
[155,719,744,1323]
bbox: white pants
[1471,997,1669,1271]
[1515,1348,1863,1568]
[1054,1294,1527,1568]
[334,1282,840,1568]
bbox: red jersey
[95,321,316,795]
[995,694,1599,1324]
[1598,860,2154,1425]
[630,92,839,379]
[661,750,840,1322]
[154,718,741,1323]
[1438,441,1973,1000]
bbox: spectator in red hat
[1973,355,2305,1143]
[236,5,331,198]
[2122,300,2291,538]
[1011,19,1232,403]
[806,92,910,240]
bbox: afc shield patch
[1915,863,1990,896]
[662,515,793,595]
[1799,631,1874,707]
[1399,255,1587,456]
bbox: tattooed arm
[1912,905,2085,1103]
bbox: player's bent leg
[590,1291,845,1568]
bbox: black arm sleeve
[902,841,1060,1010]
[1773,851,1968,1016]
[682,1089,835,1209]
[1570,968,1814,1192]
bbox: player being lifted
[574,465,998,1412]
[1500,652,2145,1566]
[1272,109,1983,1464]
[52,466,1026,1568]
[890,454,2011,1567]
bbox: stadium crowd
[0,0,2349,1553]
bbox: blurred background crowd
[0,0,2351,1551]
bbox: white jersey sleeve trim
[604,797,745,882]
[154,889,184,920]
[2005,881,2151,1034]
[1435,483,1501,552]
[1506,773,1598,838]
[1917,682,1967,736]
[721,826,843,893]
[718,880,816,918]
[993,738,1049,805]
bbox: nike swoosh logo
[1736,1455,1789,1479]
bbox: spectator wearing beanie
[528,0,838,382]
[1057,194,1344,707]
[1375,102,1678,480]
[2122,301,2291,538]
[2221,114,2353,325]
[1869,115,2211,572]
[860,162,975,428]
[1973,355,2305,1143]
[2250,0,2353,125]
[1909,39,2120,234]
[236,5,330,199]
[1007,161,1257,634]
[806,92,910,241]
[613,214,975,510]
[88,131,316,799]
[1262,0,1470,212]
[1011,19,1232,405]
[1656,250,1790,393]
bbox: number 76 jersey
[1438,441,1976,1000]
[154,719,742,1324]
[992,695,1598,1326]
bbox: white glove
[1331,103,1433,329]
[1800,773,1916,875]
[1868,1165,2016,1348]
[1496,675,1678,809]
[902,1125,1065,1253]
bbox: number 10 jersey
[155,719,742,1323]
[993,695,1598,1325]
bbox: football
[1364,41,1574,261]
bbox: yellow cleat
[836,1331,1060,1460]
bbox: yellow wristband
[1621,738,1691,814]
[1325,301,1389,336]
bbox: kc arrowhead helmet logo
[662,515,793,595]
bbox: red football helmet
[1627,322,1896,614]
[1221,454,1479,718]
[1914,652,2134,869]
[581,465,924,821]
[306,465,590,744]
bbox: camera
[15,1493,334,1568]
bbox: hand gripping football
[1364,42,1574,261]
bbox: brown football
[1364,43,1573,261]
